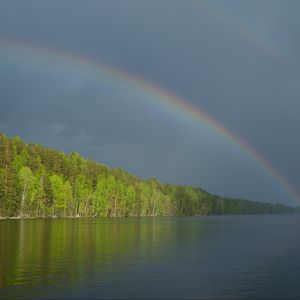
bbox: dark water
[1,214,300,299]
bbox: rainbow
[0,38,298,205]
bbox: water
[1,214,300,299]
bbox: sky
[0,0,300,206]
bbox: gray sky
[0,0,299,206]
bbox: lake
[1,214,300,299]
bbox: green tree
[18,167,35,217]
[93,176,109,217]
[0,131,297,218]
[50,175,67,216]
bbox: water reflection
[0,217,206,294]
[2,215,299,299]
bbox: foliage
[0,132,298,218]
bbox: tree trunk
[151,197,157,216]
[84,194,91,216]
[35,200,40,218]
[20,183,28,218]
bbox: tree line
[0,132,297,218]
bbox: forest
[0,132,297,218]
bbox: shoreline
[0,211,298,220]
[0,214,170,220]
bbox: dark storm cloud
[0,55,186,149]
[0,0,299,205]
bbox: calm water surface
[1,214,300,299]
